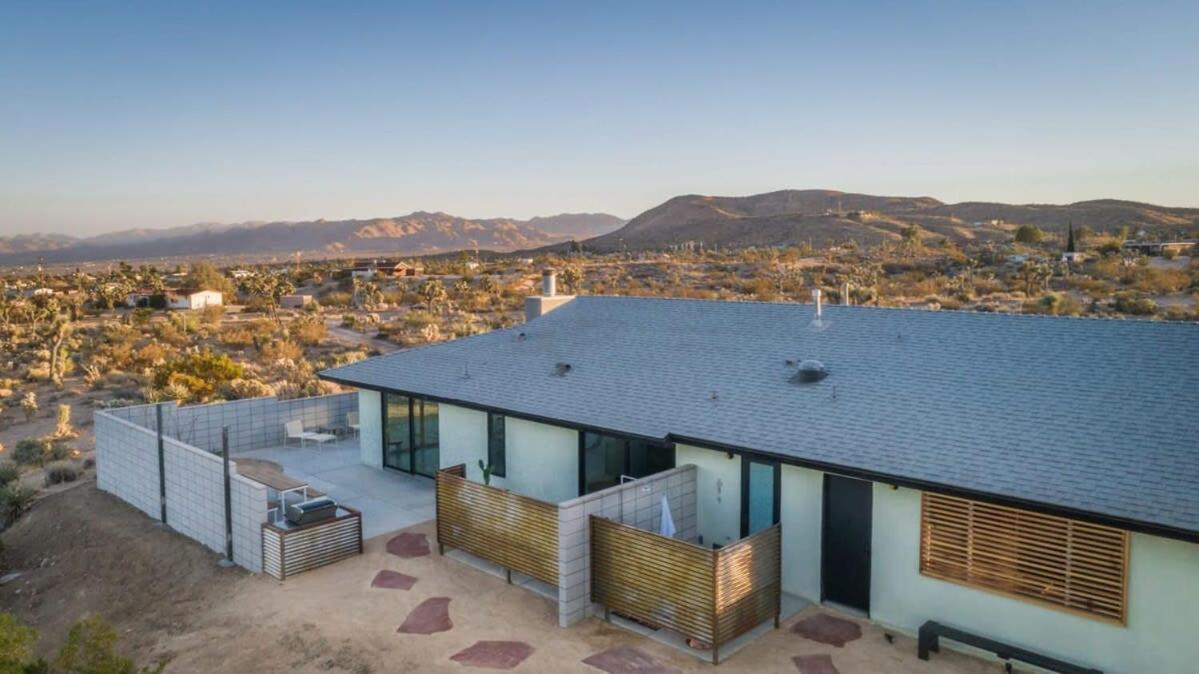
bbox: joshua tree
[20,391,38,422]
[419,278,448,313]
[559,266,582,294]
[1016,260,1052,296]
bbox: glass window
[581,432,674,495]
[487,413,506,477]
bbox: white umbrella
[658,494,677,538]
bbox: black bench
[917,621,1102,674]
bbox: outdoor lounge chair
[347,411,360,438]
[284,420,336,448]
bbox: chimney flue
[542,269,557,297]
[812,288,823,318]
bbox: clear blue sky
[2,1,1196,236]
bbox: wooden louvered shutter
[920,492,1129,624]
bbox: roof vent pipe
[542,269,556,297]
[812,288,822,318]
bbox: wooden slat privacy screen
[920,493,1129,623]
[591,516,780,664]
[435,465,560,585]
[261,507,363,580]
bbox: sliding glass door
[382,393,439,476]
[412,398,439,478]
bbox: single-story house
[166,289,223,310]
[389,262,423,277]
[279,294,315,309]
[318,280,1199,673]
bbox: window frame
[487,412,506,477]
[577,430,675,496]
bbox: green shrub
[0,612,41,673]
[1112,292,1158,316]
[0,464,20,488]
[12,439,49,467]
[1013,225,1045,244]
[56,615,164,674]
[44,462,78,486]
[0,483,37,523]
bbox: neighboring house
[124,289,159,308]
[318,278,1199,674]
[280,294,314,309]
[347,263,377,279]
[166,289,222,310]
[1122,240,1197,257]
[389,262,423,277]
[229,269,253,280]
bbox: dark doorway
[821,474,873,614]
[740,457,780,538]
[382,393,439,477]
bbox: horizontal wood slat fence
[436,465,560,586]
[261,507,363,580]
[590,516,781,664]
[920,492,1129,623]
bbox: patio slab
[233,439,435,538]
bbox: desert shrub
[52,404,77,439]
[288,315,326,345]
[1112,292,1157,316]
[57,615,165,673]
[1023,293,1083,316]
[12,439,49,466]
[153,350,244,403]
[223,378,275,400]
[198,304,224,327]
[1163,305,1194,321]
[0,483,36,523]
[218,327,255,348]
[20,392,37,422]
[260,340,303,361]
[1013,225,1045,244]
[0,612,40,673]
[1133,268,1190,295]
[1162,247,1180,260]
[44,461,78,486]
[0,464,20,488]
[322,291,351,307]
[127,343,162,370]
[403,310,438,328]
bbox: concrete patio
[233,438,435,539]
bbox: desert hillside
[0,212,625,265]
[580,189,1199,251]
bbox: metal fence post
[156,402,167,525]
[220,426,235,567]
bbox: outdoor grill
[286,497,338,526]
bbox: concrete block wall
[98,393,357,454]
[554,464,698,626]
[95,409,271,573]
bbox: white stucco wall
[437,404,493,482]
[871,484,1199,674]
[780,464,824,601]
[675,444,741,548]
[357,389,382,468]
[503,417,578,503]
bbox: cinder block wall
[95,408,284,573]
[555,464,698,627]
[97,393,357,454]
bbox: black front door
[821,474,873,613]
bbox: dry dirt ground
[0,481,1007,673]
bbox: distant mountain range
[0,212,626,265]
[577,190,1199,251]
[5,190,1197,266]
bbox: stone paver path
[370,569,417,590]
[386,532,430,558]
[793,653,840,673]
[791,613,862,647]
[582,645,681,674]
[449,641,534,669]
[397,597,453,635]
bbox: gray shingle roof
[321,296,1199,537]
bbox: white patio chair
[284,420,336,448]
[347,411,360,438]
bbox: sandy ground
[0,482,1007,673]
